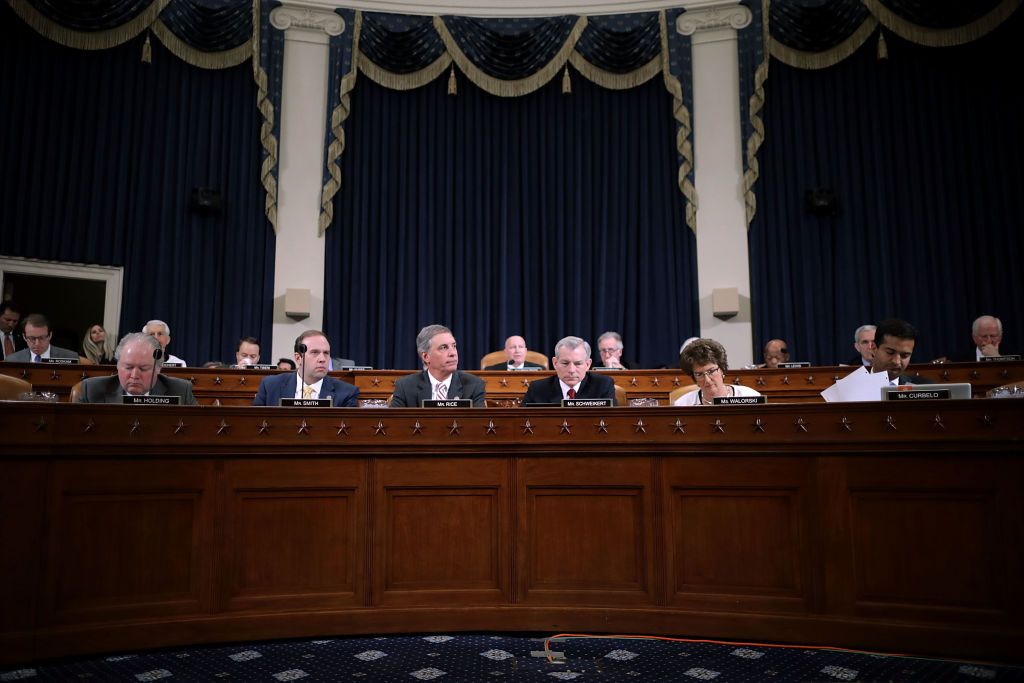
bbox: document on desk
[821,366,891,402]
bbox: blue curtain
[748,9,1024,363]
[0,3,275,365]
[325,73,697,369]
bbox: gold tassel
[447,65,457,95]
[141,30,152,64]
[877,30,888,60]
[561,64,572,94]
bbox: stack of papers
[821,366,891,402]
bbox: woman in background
[82,324,115,364]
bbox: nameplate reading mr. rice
[122,395,181,405]
[421,399,473,408]
[562,398,614,407]
[279,398,332,407]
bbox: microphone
[149,347,163,396]
[295,342,307,393]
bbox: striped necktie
[435,382,447,400]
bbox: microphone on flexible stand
[149,347,163,396]
[295,342,307,395]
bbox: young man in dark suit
[253,330,359,406]
[522,335,617,405]
[870,318,932,385]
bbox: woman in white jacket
[674,338,761,406]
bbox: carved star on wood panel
[335,421,350,436]
[978,414,994,428]
[296,420,311,435]
[753,418,766,433]
[560,420,572,435]
[805,375,815,385]
[931,414,945,430]
[672,377,681,387]
[49,370,61,381]
[485,420,498,435]
[794,418,808,433]
[373,420,387,436]
[521,419,535,435]
[217,419,231,435]
[839,416,853,432]
[885,415,897,431]
[970,370,980,380]
[629,377,638,386]
[633,418,647,434]
[411,420,424,435]
[129,419,141,435]
[650,377,660,387]
[259,420,271,435]
[781,376,790,385]
[671,418,686,434]
[174,419,188,435]
[371,377,382,386]
[213,376,223,385]
[756,376,766,386]
[20,369,28,379]
[83,418,96,433]
[711,418,725,433]
[594,419,609,434]
[188,376,197,384]
[32,416,47,432]
[521,378,531,387]
[941,370,951,380]
[499,377,508,387]
[80,371,88,380]
[237,376,247,385]
[448,420,462,436]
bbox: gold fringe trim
[434,15,587,98]
[448,64,457,94]
[319,10,362,236]
[7,0,169,50]
[569,50,661,90]
[151,20,251,69]
[877,29,888,59]
[142,30,152,63]
[866,0,1021,48]
[742,0,771,227]
[358,50,452,91]
[562,64,571,93]
[660,10,696,234]
[252,0,278,232]
[769,15,878,69]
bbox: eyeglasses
[692,366,721,380]
[24,334,50,343]
[599,348,619,355]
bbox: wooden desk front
[1,400,1022,664]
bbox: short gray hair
[115,332,164,368]
[554,335,591,359]
[972,315,1002,335]
[416,324,452,355]
[853,324,876,343]
[143,319,170,336]
[597,331,623,350]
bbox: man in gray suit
[3,313,78,362]
[391,324,485,407]
[75,332,198,404]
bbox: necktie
[567,387,576,399]
[3,334,13,357]
[303,385,314,399]
[33,354,41,363]
[436,383,447,400]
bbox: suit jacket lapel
[449,372,462,400]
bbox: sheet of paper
[821,366,892,402]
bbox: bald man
[484,335,544,371]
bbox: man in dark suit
[0,302,26,360]
[391,324,486,407]
[953,315,1013,361]
[844,324,876,367]
[75,332,198,404]
[484,335,544,370]
[4,313,78,362]
[523,335,618,405]
[253,330,359,406]
[870,318,932,385]
[594,330,633,369]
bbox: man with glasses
[594,330,633,369]
[522,335,618,405]
[3,313,78,363]
[953,315,1013,361]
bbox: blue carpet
[3,633,1023,682]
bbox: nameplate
[162,362,184,368]
[242,364,278,370]
[562,398,614,407]
[884,389,952,400]
[420,399,473,408]
[592,366,623,371]
[777,362,810,368]
[122,395,180,405]
[713,395,766,405]
[509,366,542,371]
[42,357,76,364]
[336,365,373,371]
[279,398,332,407]
[979,355,1021,362]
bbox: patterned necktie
[3,334,13,357]
[436,382,447,400]
[33,354,41,363]
[567,387,576,399]
[303,385,314,399]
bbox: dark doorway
[2,273,106,354]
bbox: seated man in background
[142,319,187,366]
[523,336,617,405]
[277,358,296,371]
[594,331,632,369]
[75,333,197,404]
[234,336,261,367]
[844,324,876,368]
[4,313,78,362]
[957,315,1012,361]
[870,318,932,385]
[484,335,544,370]
[1,301,26,360]
[253,330,359,406]
[675,338,761,405]
[391,324,485,407]
[762,339,790,368]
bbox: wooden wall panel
[221,459,367,611]
[517,456,656,606]
[0,460,46,660]
[374,457,509,606]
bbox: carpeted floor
[3,633,1023,682]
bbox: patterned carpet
[3,633,1023,682]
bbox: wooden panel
[42,460,214,624]
[663,457,814,613]
[222,459,367,611]
[374,457,509,606]
[517,457,655,605]
[0,460,46,660]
